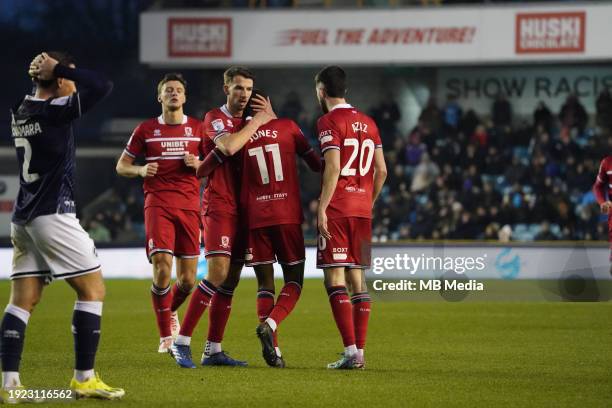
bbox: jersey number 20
[341,138,375,177]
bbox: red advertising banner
[167,18,232,57]
[516,12,585,54]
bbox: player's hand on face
[29,52,59,81]
[251,95,276,118]
[140,162,158,178]
[183,153,201,169]
[28,54,45,78]
[601,201,612,214]
[318,209,331,240]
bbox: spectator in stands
[470,124,488,148]
[459,109,480,140]
[491,92,512,129]
[370,98,401,146]
[533,101,554,132]
[484,146,505,174]
[411,153,439,192]
[279,90,303,122]
[87,215,111,243]
[498,225,512,242]
[443,95,462,131]
[419,97,443,136]
[550,127,581,161]
[400,128,427,167]
[596,88,612,133]
[559,93,588,134]
[534,221,556,241]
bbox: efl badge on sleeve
[212,119,225,132]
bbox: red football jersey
[201,105,244,216]
[124,115,204,211]
[240,118,314,229]
[594,156,612,205]
[317,104,383,220]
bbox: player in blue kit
[0,52,124,402]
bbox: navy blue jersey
[10,65,112,225]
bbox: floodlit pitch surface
[1,279,610,407]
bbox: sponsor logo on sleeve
[212,119,225,132]
[320,135,333,144]
[318,129,332,142]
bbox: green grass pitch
[0,279,610,407]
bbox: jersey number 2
[248,143,284,185]
[14,138,40,183]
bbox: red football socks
[207,286,234,343]
[351,292,372,350]
[257,289,278,347]
[170,281,191,312]
[179,280,216,337]
[327,286,356,347]
[151,283,172,338]
[268,281,302,329]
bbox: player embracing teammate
[197,90,322,367]
[314,66,387,369]
[593,155,612,276]
[169,67,275,368]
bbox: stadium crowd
[83,89,612,244]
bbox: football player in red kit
[593,155,612,275]
[198,90,321,367]
[169,67,275,368]
[315,66,387,369]
[116,73,203,353]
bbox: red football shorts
[317,217,372,269]
[145,206,201,262]
[202,212,246,263]
[245,224,305,267]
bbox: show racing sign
[140,4,612,66]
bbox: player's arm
[293,123,322,172]
[372,148,387,205]
[214,95,274,156]
[302,149,322,172]
[196,147,227,178]
[318,149,341,239]
[30,52,113,115]
[593,160,611,213]
[116,153,157,178]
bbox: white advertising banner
[140,4,612,66]
[0,245,608,280]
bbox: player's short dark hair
[242,89,268,120]
[157,73,187,96]
[223,66,254,85]
[33,51,76,89]
[314,66,347,98]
